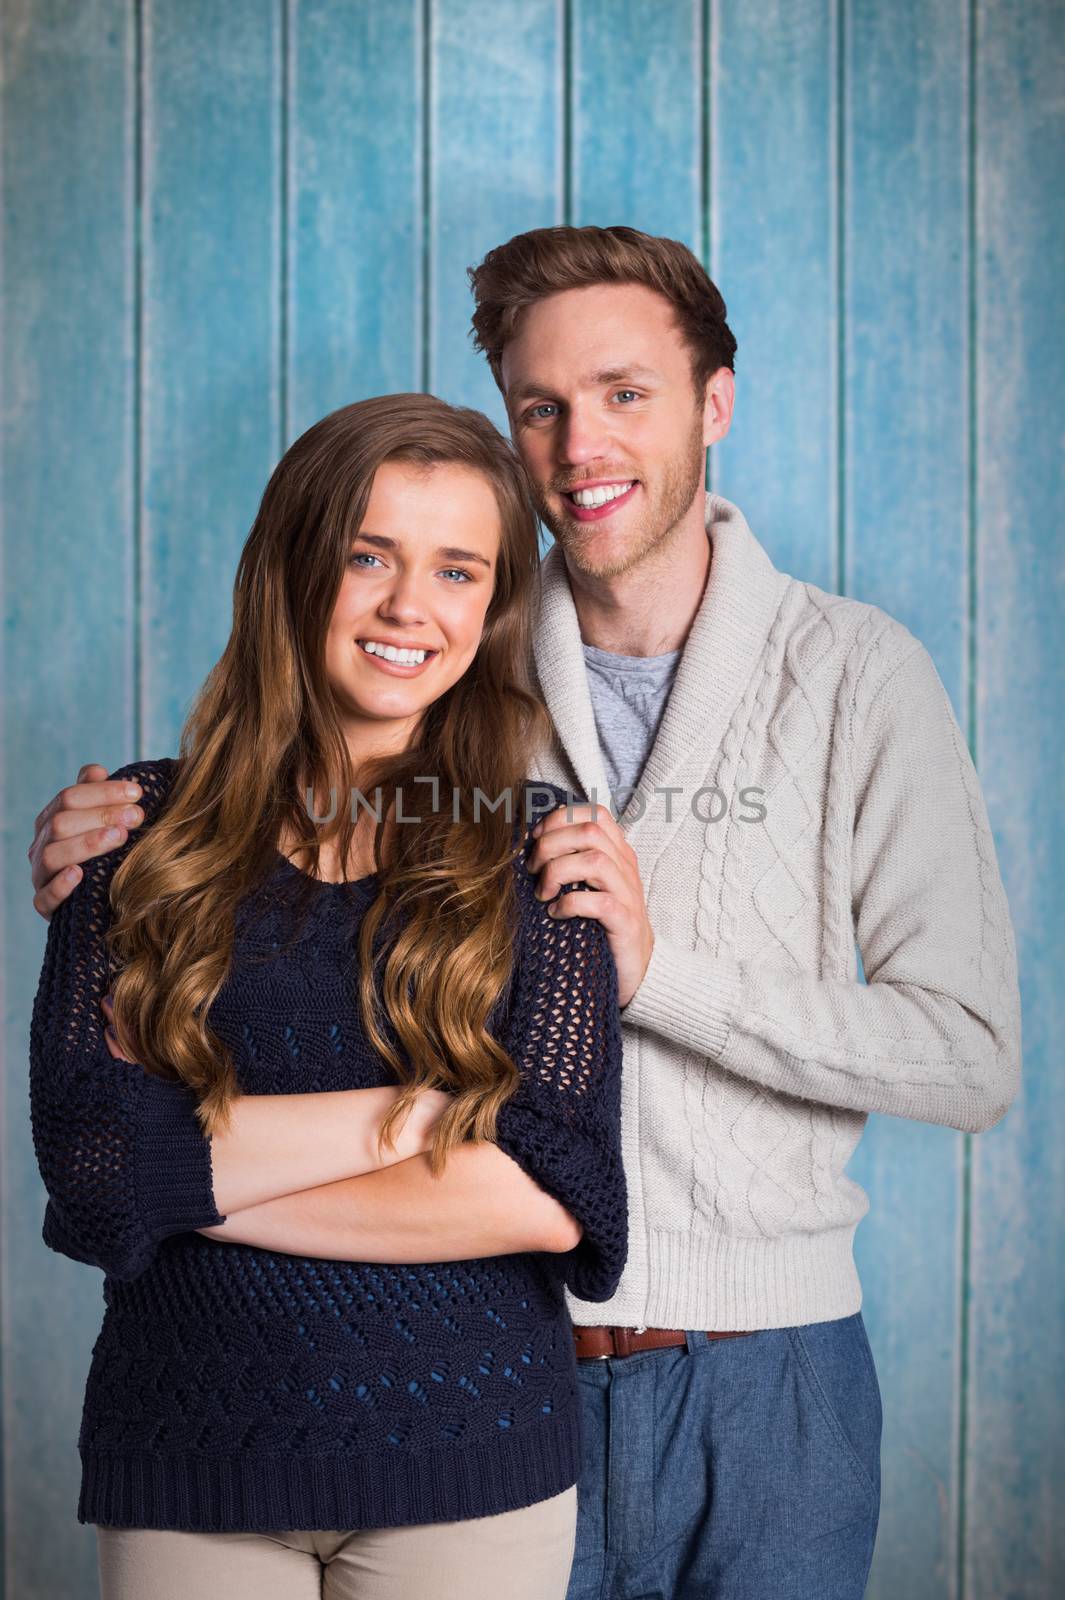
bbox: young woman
[29,393,627,1600]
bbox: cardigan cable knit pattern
[526,492,1022,1331]
[29,760,626,1531]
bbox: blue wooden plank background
[2,2,1061,1596]
[841,3,971,1591]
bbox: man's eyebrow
[352,532,493,570]
[506,364,663,403]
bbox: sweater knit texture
[29,763,626,1532]
[526,492,1022,1332]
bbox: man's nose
[557,407,608,467]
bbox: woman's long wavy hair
[108,393,553,1172]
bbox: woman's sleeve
[28,758,225,1282]
[490,791,628,1302]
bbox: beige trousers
[95,1484,577,1600]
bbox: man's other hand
[30,764,144,920]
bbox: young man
[29,225,1021,1599]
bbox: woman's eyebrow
[353,532,493,569]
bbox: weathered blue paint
[570,1,702,250]
[842,3,973,1595]
[711,0,838,590]
[140,0,283,753]
[1,3,138,1594]
[429,0,563,429]
[2,3,1061,1596]
[289,0,423,437]
[967,2,1065,1594]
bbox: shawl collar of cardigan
[531,492,789,859]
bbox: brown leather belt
[573,1325,754,1360]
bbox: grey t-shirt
[581,641,683,811]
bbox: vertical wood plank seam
[419,0,432,393]
[134,0,146,760]
[278,0,292,453]
[553,0,564,225]
[956,0,979,1595]
[562,0,573,225]
[700,0,713,495]
[0,1,7,1578]
[835,0,846,599]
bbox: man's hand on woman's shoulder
[29,763,145,920]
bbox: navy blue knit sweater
[29,758,626,1532]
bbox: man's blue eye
[615,390,639,403]
[529,404,558,420]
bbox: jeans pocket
[788,1314,882,1508]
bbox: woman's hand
[382,1086,451,1164]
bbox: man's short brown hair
[468,224,737,401]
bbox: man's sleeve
[28,759,226,1281]
[620,641,1022,1133]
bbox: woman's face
[325,460,502,764]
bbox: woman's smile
[355,636,440,675]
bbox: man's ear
[702,367,735,449]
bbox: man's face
[501,283,721,580]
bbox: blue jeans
[566,1313,882,1600]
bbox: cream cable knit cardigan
[527,493,1022,1330]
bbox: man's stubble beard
[531,407,707,581]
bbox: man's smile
[559,480,640,522]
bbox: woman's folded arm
[29,758,446,1281]
[188,1083,448,1215]
[198,1140,583,1259]
[201,808,629,1301]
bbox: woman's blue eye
[349,552,471,582]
